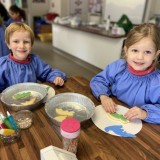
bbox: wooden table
[0,76,160,160]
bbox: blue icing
[104,125,136,138]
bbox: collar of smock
[128,64,155,76]
[9,53,31,64]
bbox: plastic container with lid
[13,110,33,129]
[60,118,80,154]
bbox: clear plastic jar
[60,118,80,154]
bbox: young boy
[0,22,66,92]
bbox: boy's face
[7,31,32,60]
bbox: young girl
[90,23,160,124]
[5,5,26,27]
[0,22,66,92]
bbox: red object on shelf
[46,13,59,21]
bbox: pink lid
[60,118,80,133]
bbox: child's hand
[53,77,64,86]
[124,106,147,120]
[100,95,117,113]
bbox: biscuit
[53,115,67,122]
[13,92,31,100]
[107,112,129,124]
[55,108,75,117]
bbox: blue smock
[0,54,67,92]
[90,59,160,124]
[5,18,14,27]
[0,26,10,57]
[5,18,24,27]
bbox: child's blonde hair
[123,23,160,67]
[5,22,34,45]
[124,23,160,51]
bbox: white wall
[49,0,61,14]
[154,0,160,14]
[143,0,160,22]
[25,0,160,29]
[101,0,160,23]
[49,0,88,21]
[49,0,70,17]
[104,0,146,24]
[0,0,12,11]
[27,0,50,29]
[53,24,125,69]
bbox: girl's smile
[125,37,159,71]
[134,61,144,66]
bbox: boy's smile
[7,31,32,60]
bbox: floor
[32,39,102,81]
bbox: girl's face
[7,31,32,60]
[124,37,160,71]
[9,11,20,20]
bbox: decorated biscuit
[55,108,75,117]
[107,112,129,124]
[53,115,67,122]
[13,92,31,100]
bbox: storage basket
[38,33,52,42]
